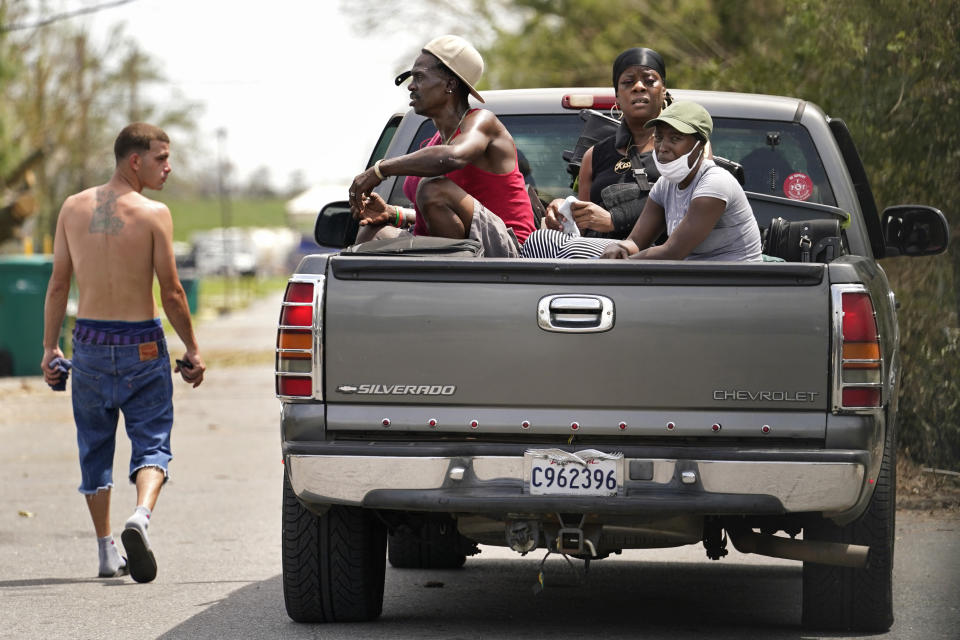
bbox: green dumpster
[179,269,199,315]
[0,255,54,377]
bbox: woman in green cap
[600,100,762,261]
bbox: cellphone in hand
[176,358,193,371]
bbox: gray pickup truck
[275,88,948,630]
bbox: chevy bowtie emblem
[336,385,358,394]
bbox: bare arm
[631,196,726,260]
[600,198,667,259]
[571,145,616,232]
[541,145,612,233]
[349,110,498,214]
[570,199,615,233]
[356,193,415,227]
[541,198,565,231]
[41,205,73,384]
[153,204,205,386]
[382,115,494,177]
[577,146,595,201]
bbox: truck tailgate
[323,258,829,417]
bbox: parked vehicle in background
[275,88,949,630]
[190,227,301,277]
[192,228,258,277]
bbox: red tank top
[403,113,535,243]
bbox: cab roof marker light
[562,94,616,110]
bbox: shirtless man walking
[41,123,206,583]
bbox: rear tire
[802,421,896,631]
[282,473,386,623]
[388,516,474,569]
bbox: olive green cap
[645,100,713,140]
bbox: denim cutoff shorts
[71,334,174,494]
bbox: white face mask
[653,140,703,183]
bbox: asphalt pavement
[1,290,958,639]
[165,288,284,363]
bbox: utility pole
[216,128,233,312]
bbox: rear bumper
[285,446,869,518]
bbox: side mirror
[881,205,950,257]
[314,201,359,249]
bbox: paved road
[1,292,958,639]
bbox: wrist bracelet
[373,159,385,180]
[394,206,403,227]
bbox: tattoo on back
[89,188,123,235]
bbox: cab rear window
[711,118,836,206]
[389,112,835,208]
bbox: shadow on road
[0,577,129,588]
[154,559,836,640]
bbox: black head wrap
[612,47,666,90]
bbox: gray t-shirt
[649,159,762,261]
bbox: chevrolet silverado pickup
[275,88,949,630]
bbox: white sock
[97,535,125,576]
[127,505,152,530]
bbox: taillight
[285,282,313,303]
[276,277,323,399]
[278,376,313,397]
[832,285,882,411]
[562,94,616,110]
[841,387,881,407]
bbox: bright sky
[75,0,422,191]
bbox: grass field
[153,196,289,242]
[154,195,294,312]
[187,274,288,316]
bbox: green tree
[0,0,27,179]
[703,0,960,468]
[349,0,960,467]
[0,7,199,247]
[479,0,730,89]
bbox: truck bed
[324,258,830,440]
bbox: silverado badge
[337,384,456,396]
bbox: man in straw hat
[348,35,534,257]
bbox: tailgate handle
[538,295,614,333]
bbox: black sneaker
[121,524,157,583]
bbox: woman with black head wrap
[521,47,674,259]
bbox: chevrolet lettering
[713,390,820,402]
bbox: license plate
[525,449,622,496]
